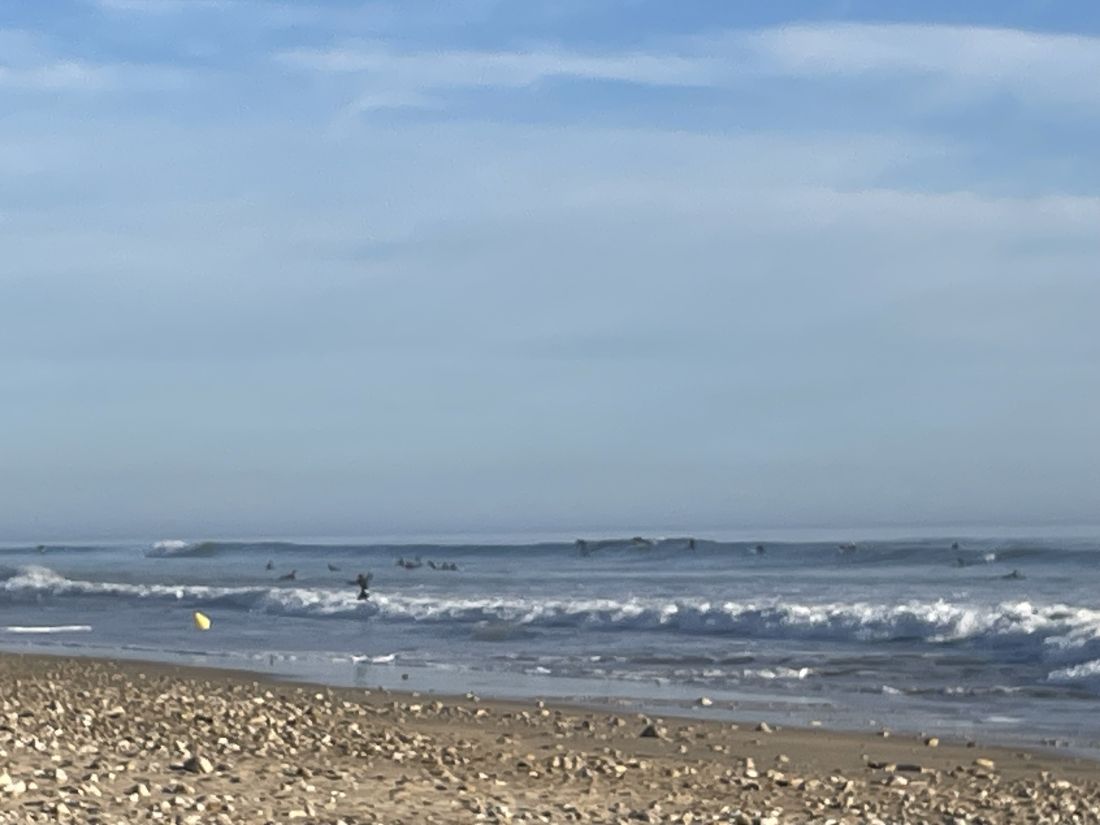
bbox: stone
[183,755,215,774]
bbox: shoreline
[3,643,1095,762]
[0,652,1097,823]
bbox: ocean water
[2,533,1100,755]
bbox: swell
[141,538,1098,567]
[5,566,1100,663]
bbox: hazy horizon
[9,521,1100,547]
[3,1,1098,540]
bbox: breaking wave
[1047,659,1100,689]
[4,566,1100,665]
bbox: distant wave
[136,537,1100,568]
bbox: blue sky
[2,1,1099,540]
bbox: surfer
[687,537,696,551]
[356,572,373,600]
[576,539,590,556]
[265,560,274,570]
[951,541,960,551]
[428,560,437,570]
[754,544,766,555]
[1002,569,1025,580]
[278,569,297,581]
[327,563,341,572]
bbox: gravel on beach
[0,654,1098,824]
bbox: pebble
[0,656,1090,825]
[182,755,215,774]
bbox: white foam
[744,666,813,681]
[1,625,92,634]
[7,566,1100,674]
[1047,659,1100,686]
[151,540,191,554]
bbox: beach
[5,536,1100,756]
[0,653,1097,824]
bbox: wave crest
[5,566,1100,662]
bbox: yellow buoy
[193,611,211,631]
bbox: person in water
[356,572,373,600]
[265,560,274,570]
[278,569,296,581]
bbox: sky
[2,1,1099,541]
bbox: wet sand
[0,653,1097,823]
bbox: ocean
[2,532,1100,756]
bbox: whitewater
[2,534,1100,754]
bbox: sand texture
[0,654,1098,823]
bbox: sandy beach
[0,654,1096,823]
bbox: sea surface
[3,532,1100,755]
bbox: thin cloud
[742,23,1100,106]
[0,60,190,93]
[0,29,192,93]
[92,0,232,12]
[280,23,1100,112]
[277,42,720,101]
[0,60,116,91]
